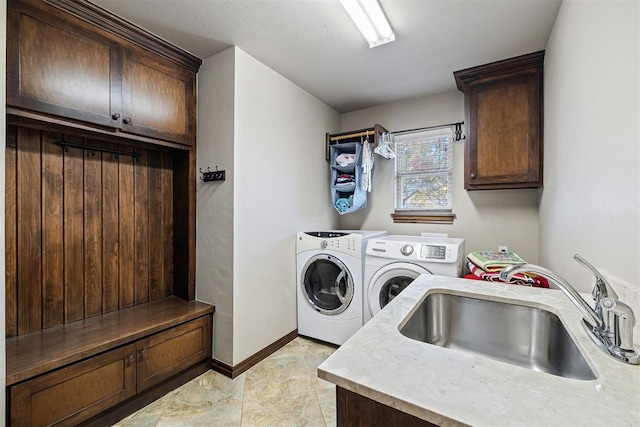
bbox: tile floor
[113,337,338,427]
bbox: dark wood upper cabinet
[121,47,196,146]
[454,51,544,190]
[6,0,200,146]
[7,0,124,129]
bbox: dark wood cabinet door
[465,71,542,189]
[7,0,123,129]
[136,315,212,392]
[9,344,136,427]
[455,51,544,190]
[337,387,436,427]
[122,48,196,146]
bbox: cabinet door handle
[128,354,135,365]
[112,112,121,120]
[470,173,477,179]
[139,349,148,361]
[123,117,132,124]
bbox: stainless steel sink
[399,292,597,380]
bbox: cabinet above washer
[454,51,544,190]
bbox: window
[392,128,455,224]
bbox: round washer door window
[368,264,431,317]
[302,254,354,315]
[379,275,415,308]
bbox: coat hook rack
[58,140,141,161]
[200,166,226,182]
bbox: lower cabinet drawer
[10,344,137,427]
[137,315,212,392]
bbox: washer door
[301,254,354,315]
[368,263,431,318]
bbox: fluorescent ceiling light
[339,0,395,48]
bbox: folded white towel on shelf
[336,153,356,166]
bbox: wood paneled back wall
[5,125,175,337]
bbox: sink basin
[399,292,596,380]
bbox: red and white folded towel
[466,260,550,288]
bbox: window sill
[391,212,456,224]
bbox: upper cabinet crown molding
[454,51,545,91]
[454,51,544,190]
[43,0,202,73]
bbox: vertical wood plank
[64,135,85,323]
[134,149,150,304]
[148,151,163,301]
[6,126,18,337]
[41,132,64,329]
[102,142,120,313]
[84,139,103,318]
[118,145,135,309]
[16,127,42,334]
[161,152,174,298]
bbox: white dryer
[364,235,465,323]
[297,230,386,345]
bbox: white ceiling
[91,0,562,113]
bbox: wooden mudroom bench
[5,0,207,424]
[6,297,214,426]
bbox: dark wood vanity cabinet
[454,51,544,190]
[337,387,436,427]
[7,0,198,146]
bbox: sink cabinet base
[337,386,436,427]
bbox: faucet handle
[573,254,619,301]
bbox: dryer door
[368,263,431,318]
[301,254,354,315]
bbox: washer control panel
[367,237,464,264]
[297,232,363,257]
[420,244,447,260]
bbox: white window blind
[394,128,453,212]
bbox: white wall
[541,0,639,296]
[340,91,541,264]
[197,47,340,366]
[232,48,340,363]
[196,48,236,365]
[1,0,7,421]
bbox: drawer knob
[123,117,132,124]
[112,112,121,120]
[470,173,477,179]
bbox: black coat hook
[200,166,226,182]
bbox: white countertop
[317,275,640,426]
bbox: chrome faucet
[500,254,640,365]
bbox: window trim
[391,211,456,224]
[392,127,455,224]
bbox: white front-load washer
[296,230,386,345]
[363,235,465,323]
